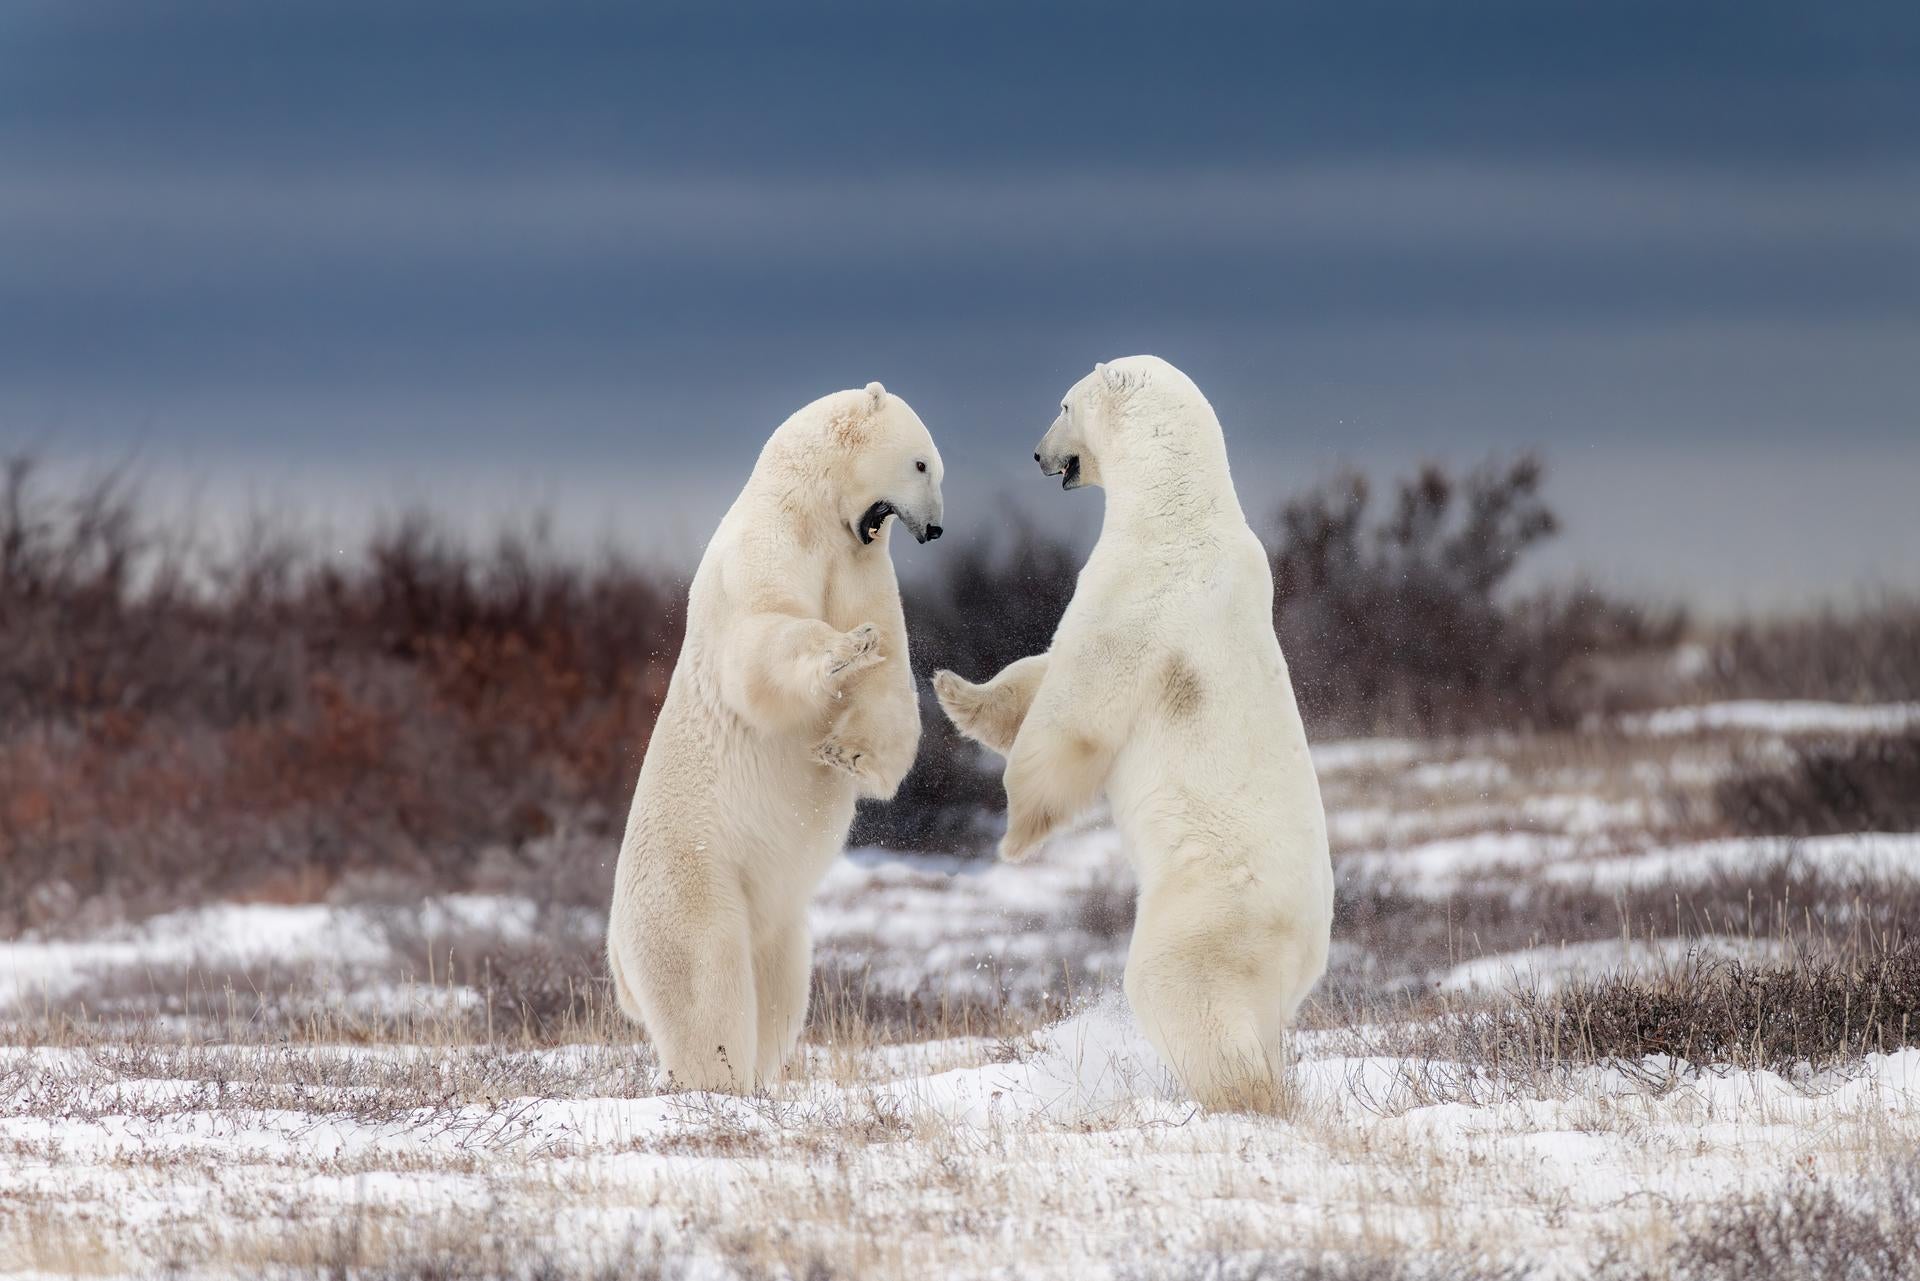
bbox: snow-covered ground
[2,1010,1916,1279]
[3,701,1917,1278]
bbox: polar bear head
[1035,355,1225,494]
[767,381,946,546]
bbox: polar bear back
[1081,528,1322,850]
[1057,359,1330,919]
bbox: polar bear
[933,355,1332,1112]
[608,382,943,1091]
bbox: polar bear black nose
[926,525,943,541]
[1033,452,1041,462]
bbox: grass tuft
[1478,939,1920,1075]
[1715,729,1920,837]
[1599,1158,1920,1281]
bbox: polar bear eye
[915,460,927,473]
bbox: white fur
[934,355,1332,1112]
[609,385,943,1091]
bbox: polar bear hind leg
[620,902,758,1092]
[752,919,813,1083]
[607,935,645,1023]
[1124,879,1296,1114]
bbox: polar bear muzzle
[1034,449,1083,491]
[857,499,943,545]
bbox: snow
[1327,800,1516,848]
[1309,738,1424,772]
[1339,831,1582,896]
[1518,793,1649,834]
[1620,699,1920,737]
[1,901,390,1012]
[1550,832,1920,891]
[1439,936,1789,994]
[1406,757,1511,790]
[813,827,1132,1000]
[7,701,1920,1276]
[0,833,1134,1019]
[3,1011,1915,1279]
[884,993,1184,1127]
[1335,829,1920,906]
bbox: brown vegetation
[1709,599,1920,704]
[1449,939,1920,1076]
[1,457,679,928]
[1128,1252,1531,1281]
[1271,456,1685,736]
[1599,1159,1920,1281]
[1715,729,1920,836]
[1330,861,1920,1003]
[4,451,1915,927]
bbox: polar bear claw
[825,623,883,682]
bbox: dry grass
[1328,861,1920,999]
[304,1225,698,1281]
[1597,1158,1920,1281]
[1,456,679,930]
[1715,728,1920,836]
[1706,597,1920,704]
[1124,1252,1532,1281]
[7,984,1910,1279]
[1270,457,1686,737]
[6,947,1019,1061]
[2,451,1820,930]
[1466,939,1920,1076]
[4,856,1916,1281]
[6,455,1920,1279]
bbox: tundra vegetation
[2,452,1916,1278]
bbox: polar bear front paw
[931,669,979,724]
[823,623,884,690]
[813,735,887,794]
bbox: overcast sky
[4,1,1916,607]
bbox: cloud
[2,1,1916,602]
[5,1,1918,173]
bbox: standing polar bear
[934,355,1332,1111]
[609,382,944,1091]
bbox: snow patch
[1340,831,1582,896]
[1,901,392,1011]
[1621,700,1920,737]
[890,993,1183,1127]
[1550,833,1920,891]
[1440,936,1789,994]
[1310,738,1424,773]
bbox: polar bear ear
[865,381,887,407]
[1099,362,1134,396]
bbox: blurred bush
[1716,729,1920,837]
[1708,599,1920,704]
[3,450,1910,924]
[850,512,1080,850]
[1,456,678,926]
[1271,455,1685,736]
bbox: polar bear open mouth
[1061,456,1081,490]
[857,501,894,544]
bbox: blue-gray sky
[4,1,1917,606]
